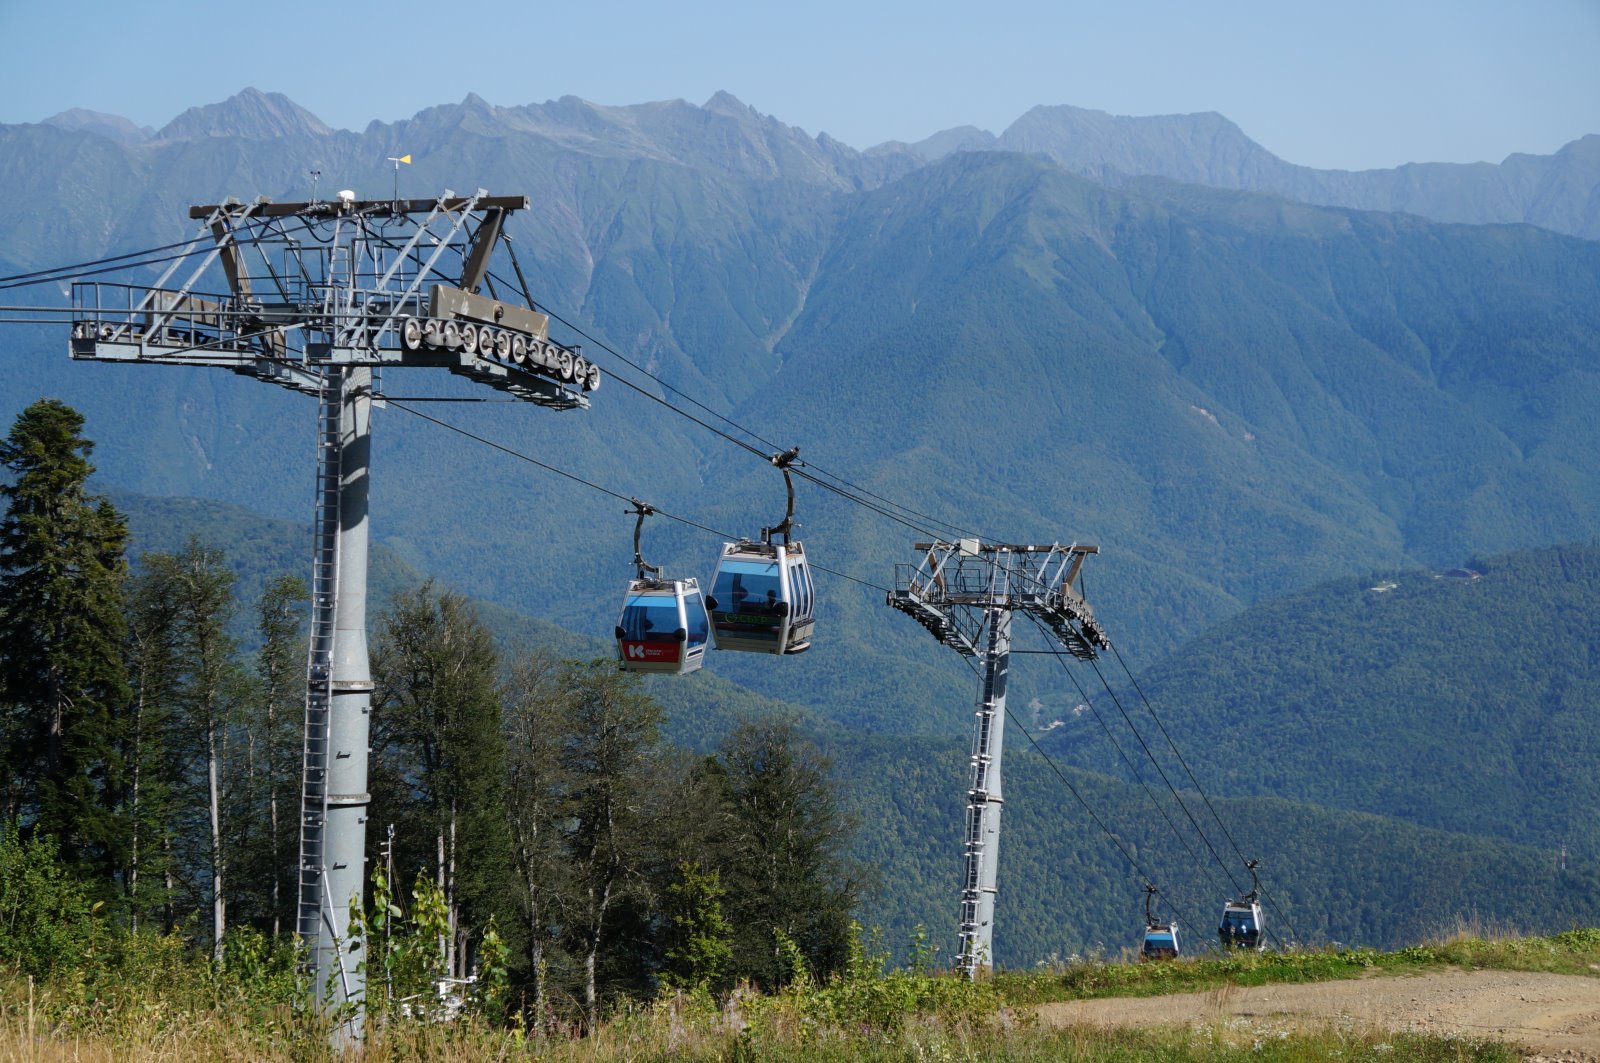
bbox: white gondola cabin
[1141,922,1180,961]
[1140,885,1181,960]
[704,445,815,655]
[706,540,815,655]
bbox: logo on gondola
[621,641,681,663]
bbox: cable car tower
[887,539,1109,977]
[67,189,596,1038]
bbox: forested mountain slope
[2,91,1598,733]
[1041,541,1600,862]
[114,491,1600,965]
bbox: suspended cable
[0,248,231,292]
[951,651,1211,948]
[1105,637,1306,946]
[1081,654,1248,898]
[385,400,731,539]
[1022,613,1235,907]
[0,236,215,287]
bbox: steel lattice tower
[69,189,597,1039]
[888,539,1108,976]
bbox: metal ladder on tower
[959,630,1002,961]
[297,371,344,944]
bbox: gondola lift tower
[68,188,598,1038]
[887,538,1109,977]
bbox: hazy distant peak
[908,125,997,161]
[155,87,335,142]
[995,102,1283,187]
[703,90,755,118]
[41,108,153,145]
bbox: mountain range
[33,89,1600,239]
[2,87,1599,959]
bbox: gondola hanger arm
[629,498,661,581]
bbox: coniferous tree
[0,399,129,889]
[709,719,865,989]
[120,563,183,931]
[371,582,511,979]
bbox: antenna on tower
[386,154,412,202]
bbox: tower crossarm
[892,540,1109,660]
[69,190,599,409]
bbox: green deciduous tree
[371,582,511,980]
[0,821,104,978]
[501,647,569,1024]
[556,661,663,1031]
[0,399,129,890]
[136,539,250,962]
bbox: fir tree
[0,399,129,888]
[709,719,864,989]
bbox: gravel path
[1034,969,1600,1061]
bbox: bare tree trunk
[162,836,175,932]
[207,710,226,964]
[267,701,280,939]
[128,677,145,935]
[583,875,612,1033]
[436,829,447,968]
[521,847,545,1027]
[446,803,458,977]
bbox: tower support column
[959,604,1011,977]
[299,367,373,1040]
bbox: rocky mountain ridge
[27,89,1599,239]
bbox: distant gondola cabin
[1218,900,1264,951]
[1141,922,1180,961]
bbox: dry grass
[1422,912,1531,947]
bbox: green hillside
[849,733,1599,964]
[112,492,1600,965]
[3,103,1598,713]
[1041,541,1600,862]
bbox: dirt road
[1035,969,1600,1061]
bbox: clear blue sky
[3,0,1596,171]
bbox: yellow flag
[398,154,412,165]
